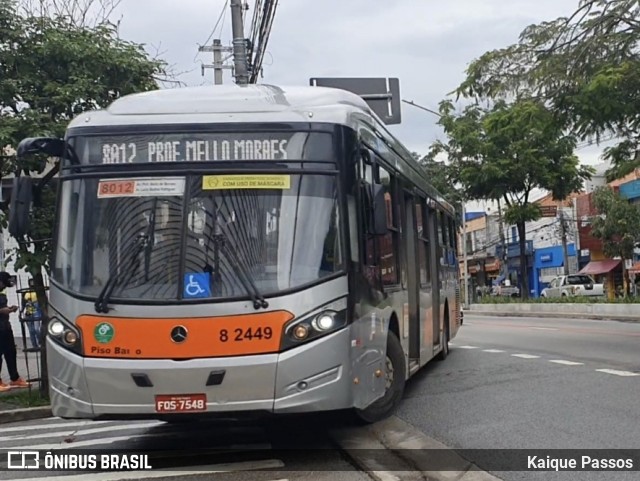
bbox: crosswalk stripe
[457,345,478,349]
[0,420,117,434]
[549,360,584,366]
[511,354,540,359]
[3,433,178,451]
[1,431,272,451]
[0,422,165,442]
[482,349,505,353]
[595,369,640,377]
[3,460,286,481]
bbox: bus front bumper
[46,328,354,419]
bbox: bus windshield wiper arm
[213,233,268,310]
[94,233,150,313]
[95,200,159,313]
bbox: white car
[540,275,604,297]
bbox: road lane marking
[531,327,558,331]
[549,360,584,366]
[482,349,505,353]
[0,420,116,434]
[1,434,272,451]
[5,460,286,481]
[2,433,182,451]
[595,369,640,377]
[457,345,479,349]
[511,354,540,359]
[0,421,166,442]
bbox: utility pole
[200,39,233,84]
[559,203,570,275]
[230,0,250,85]
[497,198,508,281]
[462,203,470,306]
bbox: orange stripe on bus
[76,311,295,359]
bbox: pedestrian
[20,279,42,348]
[0,271,30,391]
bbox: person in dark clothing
[0,272,30,391]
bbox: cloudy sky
[106,0,607,171]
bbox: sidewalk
[0,337,46,411]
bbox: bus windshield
[53,173,344,302]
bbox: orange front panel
[76,310,294,359]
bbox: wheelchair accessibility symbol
[183,273,211,298]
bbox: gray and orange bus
[15,84,460,423]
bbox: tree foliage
[455,0,640,181]
[590,185,640,295]
[410,152,463,215]
[1,0,167,396]
[18,0,123,28]
[0,0,166,276]
[430,98,593,298]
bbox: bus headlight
[281,309,347,350]
[312,313,335,331]
[48,317,82,354]
[49,320,65,336]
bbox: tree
[590,186,640,298]
[0,0,166,396]
[18,0,123,27]
[455,0,640,181]
[411,152,464,217]
[430,98,593,299]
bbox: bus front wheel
[353,331,406,424]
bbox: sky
[101,0,611,169]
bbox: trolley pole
[230,0,250,85]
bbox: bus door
[402,190,420,364]
[428,204,442,352]
[416,198,435,364]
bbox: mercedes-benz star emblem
[170,326,188,343]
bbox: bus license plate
[155,394,207,413]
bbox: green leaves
[590,186,640,260]
[432,96,592,299]
[454,0,640,180]
[0,1,166,277]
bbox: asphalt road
[395,313,640,481]
[0,413,371,481]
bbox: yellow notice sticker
[202,174,291,190]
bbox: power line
[199,0,229,52]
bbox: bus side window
[448,216,456,265]
[378,165,399,286]
[416,198,430,285]
[358,153,376,266]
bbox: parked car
[540,274,604,297]
[491,283,520,298]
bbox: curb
[0,406,52,424]
[463,309,640,323]
[331,416,502,481]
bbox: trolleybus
[15,83,461,423]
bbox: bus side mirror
[371,183,389,236]
[8,176,33,238]
[17,137,65,159]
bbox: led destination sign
[101,138,288,163]
[75,131,332,164]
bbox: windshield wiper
[210,230,268,310]
[94,233,150,313]
[94,200,158,313]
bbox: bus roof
[68,84,372,129]
[67,84,457,216]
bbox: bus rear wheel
[353,331,405,424]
